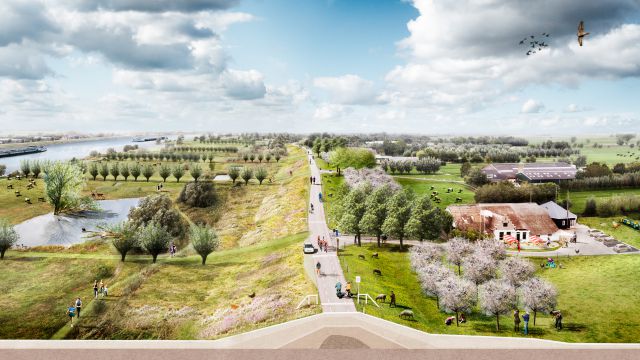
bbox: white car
[303,243,316,254]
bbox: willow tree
[0,219,19,259]
[44,161,86,215]
[189,224,220,265]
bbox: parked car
[303,243,316,254]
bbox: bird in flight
[519,33,550,55]
[577,21,590,46]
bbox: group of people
[309,176,318,185]
[169,242,178,257]
[444,309,562,334]
[335,281,353,298]
[93,280,108,299]
[156,183,164,191]
[65,297,83,327]
[445,314,466,325]
[317,236,329,253]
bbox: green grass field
[563,188,640,215]
[579,217,640,249]
[339,244,640,343]
[394,177,475,209]
[320,174,345,230]
[0,232,319,339]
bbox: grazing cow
[38,197,46,202]
[375,294,386,303]
[373,269,382,276]
[399,309,414,319]
[372,252,379,259]
[455,197,462,203]
[7,184,13,189]
[358,254,366,260]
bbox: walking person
[93,280,99,299]
[172,243,177,256]
[389,291,396,308]
[345,282,352,297]
[99,280,105,297]
[513,309,521,332]
[75,298,83,319]
[169,242,175,257]
[552,310,563,330]
[523,311,530,335]
[316,261,321,276]
[324,242,328,253]
[66,303,76,327]
[103,284,108,297]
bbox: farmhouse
[446,203,561,241]
[540,201,577,229]
[482,162,577,183]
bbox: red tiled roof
[446,203,559,236]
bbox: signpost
[355,276,361,295]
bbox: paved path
[305,151,356,313]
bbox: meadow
[338,243,640,343]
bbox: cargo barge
[0,146,47,158]
[132,136,168,142]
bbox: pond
[13,198,140,247]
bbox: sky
[1,0,640,135]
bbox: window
[503,222,508,227]
[516,232,521,241]
[523,232,527,240]
[499,232,504,240]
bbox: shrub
[241,168,253,185]
[178,181,218,208]
[95,264,114,279]
[329,147,376,169]
[128,194,188,238]
[228,166,240,184]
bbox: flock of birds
[519,20,590,56]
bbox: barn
[540,201,577,229]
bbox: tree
[108,220,138,262]
[189,224,220,265]
[159,164,171,182]
[89,163,99,181]
[329,147,376,170]
[0,164,5,177]
[243,154,249,162]
[275,153,281,162]
[480,280,516,331]
[128,194,188,238]
[583,197,597,216]
[136,221,172,263]
[228,166,240,184]
[574,155,587,168]
[475,239,506,261]
[172,165,185,183]
[381,189,414,249]
[31,161,42,179]
[44,162,87,215]
[405,196,452,241]
[446,237,472,275]
[415,157,441,174]
[255,167,268,185]
[117,163,128,181]
[109,162,120,181]
[241,168,253,185]
[338,186,369,246]
[438,276,477,326]
[409,242,443,270]
[583,162,612,178]
[465,168,490,187]
[190,164,202,182]
[463,250,497,291]
[130,163,141,181]
[249,154,255,162]
[521,277,557,326]
[417,263,454,306]
[100,163,109,181]
[460,162,472,177]
[499,257,535,287]
[360,185,393,247]
[265,153,272,162]
[257,153,264,162]
[0,219,19,259]
[20,160,31,177]
[178,181,218,208]
[143,164,155,182]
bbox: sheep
[358,254,366,260]
[372,252,379,259]
[399,309,414,319]
[373,269,382,276]
[375,294,387,303]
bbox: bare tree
[521,277,557,325]
[500,257,535,287]
[480,280,516,331]
[437,276,476,326]
[446,237,472,275]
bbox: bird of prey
[577,21,590,46]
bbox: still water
[13,198,140,247]
[1,137,171,173]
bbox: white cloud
[313,103,349,120]
[521,99,544,114]
[313,74,379,105]
[221,69,266,100]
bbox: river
[0,136,176,173]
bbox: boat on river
[0,146,47,158]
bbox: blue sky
[0,0,639,135]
